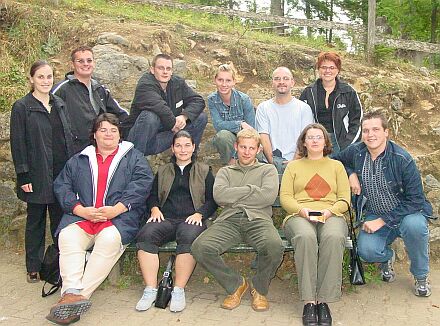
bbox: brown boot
[47,293,92,321]
[250,288,269,312]
[221,277,249,310]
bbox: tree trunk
[305,1,312,38]
[270,0,285,34]
[431,0,439,43]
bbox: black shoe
[317,303,332,326]
[302,303,318,326]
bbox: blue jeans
[127,111,208,155]
[357,212,429,279]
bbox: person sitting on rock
[52,45,128,154]
[256,66,314,174]
[192,128,284,312]
[208,63,257,165]
[135,130,217,313]
[46,113,153,325]
[122,53,207,155]
[335,110,433,297]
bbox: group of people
[10,46,433,326]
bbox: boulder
[96,32,129,47]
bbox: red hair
[316,52,342,71]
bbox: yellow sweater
[280,157,350,221]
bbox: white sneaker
[136,287,157,311]
[169,287,186,312]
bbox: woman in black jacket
[299,52,363,153]
[10,60,73,283]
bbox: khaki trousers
[284,216,348,302]
[58,224,125,299]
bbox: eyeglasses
[273,76,291,82]
[155,66,173,72]
[74,58,93,64]
[319,66,337,71]
[306,135,324,140]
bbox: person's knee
[135,110,161,129]
[196,112,208,126]
[401,214,428,239]
[357,236,382,262]
[96,229,121,250]
[258,238,284,257]
[191,235,216,260]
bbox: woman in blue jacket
[46,113,153,325]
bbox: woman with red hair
[300,52,363,154]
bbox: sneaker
[414,277,432,297]
[136,287,157,311]
[380,249,396,283]
[169,287,186,312]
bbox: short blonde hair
[236,129,261,147]
[215,64,236,80]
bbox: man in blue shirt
[335,110,433,297]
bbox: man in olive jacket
[192,129,284,312]
[122,53,207,154]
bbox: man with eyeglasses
[53,46,128,154]
[255,66,314,173]
[122,53,207,156]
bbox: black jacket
[299,79,363,150]
[10,92,74,204]
[52,72,128,153]
[122,73,205,137]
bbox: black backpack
[40,244,62,297]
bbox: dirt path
[0,249,439,326]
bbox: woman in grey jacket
[299,52,363,153]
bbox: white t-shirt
[256,97,314,160]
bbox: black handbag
[340,199,366,285]
[40,244,62,297]
[155,255,176,309]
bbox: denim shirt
[207,89,255,133]
[334,141,433,228]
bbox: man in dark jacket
[52,46,128,153]
[334,111,433,297]
[46,114,153,325]
[122,53,207,155]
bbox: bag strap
[337,198,359,247]
[163,255,176,279]
[42,281,60,298]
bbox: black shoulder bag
[155,255,176,309]
[40,244,62,297]
[340,199,366,285]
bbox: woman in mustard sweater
[280,123,350,326]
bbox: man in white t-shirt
[256,67,314,173]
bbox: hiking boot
[414,277,432,297]
[47,294,91,321]
[169,287,186,312]
[136,287,157,311]
[380,249,396,283]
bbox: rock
[176,53,185,59]
[352,77,370,92]
[140,41,150,51]
[173,59,187,78]
[185,80,197,90]
[419,67,430,77]
[425,174,440,189]
[92,44,149,102]
[391,238,407,261]
[360,93,373,110]
[188,39,196,49]
[97,32,129,47]
[212,48,230,60]
[0,113,10,141]
[162,43,171,54]
[210,59,221,67]
[0,181,26,217]
[152,44,162,56]
[192,59,211,77]
[391,95,403,111]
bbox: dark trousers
[127,111,208,155]
[136,218,206,255]
[25,202,63,272]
